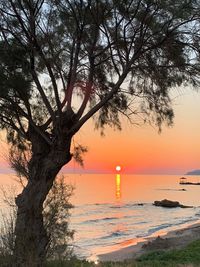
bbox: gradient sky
[0,86,199,175]
[65,86,200,174]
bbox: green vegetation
[1,239,200,266]
[46,258,94,267]
[136,239,200,266]
[0,177,74,266]
[47,239,200,267]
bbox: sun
[116,165,121,172]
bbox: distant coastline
[186,169,200,175]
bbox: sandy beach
[99,222,200,262]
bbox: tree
[0,176,74,266]
[0,0,200,265]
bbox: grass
[98,239,200,267]
[135,239,200,267]
[46,239,200,267]
[46,257,94,267]
[1,240,200,267]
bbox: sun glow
[116,165,121,172]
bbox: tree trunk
[14,146,72,267]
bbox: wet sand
[99,222,200,262]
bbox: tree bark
[14,145,72,267]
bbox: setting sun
[116,165,121,172]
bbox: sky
[0,86,200,175]
[64,86,200,175]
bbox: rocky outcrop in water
[153,199,193,208]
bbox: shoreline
[98,221,200,262]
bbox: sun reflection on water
[116,174,121,199]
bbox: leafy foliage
[44,177,74,260]
[0,0,199,150]
[0,177,74,262]
[72,144,88,167]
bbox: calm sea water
[0,173,200,261]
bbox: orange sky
[65,86,200,174]
[0,86,200,175]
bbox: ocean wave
[73,206,108,217]
[175,217,198,225]
[100,230,129,240]
[133,221,148,225]
[80,213,136,224]
[136,217,198,238]
[109,202,148,209]
[81,216,120,224]
[109,205,126,209]
[127,202,149,207]
[146,223,173,235]
[94,203,110,206]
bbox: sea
[1,173,200,261]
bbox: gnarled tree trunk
[14,135,72,266]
